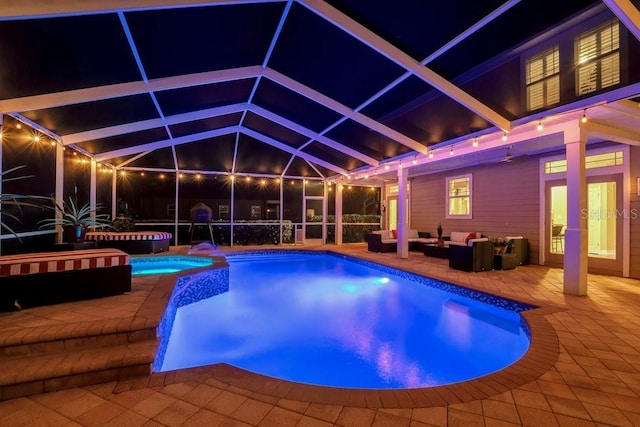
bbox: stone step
[0,317,157,358]
[0,339,157,401]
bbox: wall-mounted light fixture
[637,177,640,197]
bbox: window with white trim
[576,19,620,96]
[446,174,472,219]
[543,150,624,174]
[526,46,560,111]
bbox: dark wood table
[423,244,449,259]
[494,253,517,270]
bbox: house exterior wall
[411,144,640,279]
[387,7,640,143]
[630,146,640,279]
[411,155,541,265]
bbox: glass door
[387,197,398,231]
[304,197,324,244]
[544,175,622,273]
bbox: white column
[174,172,179,244]
[322,181,328,245]
[0,114,3,255]
[397,166,409,259]
[55,142,64,243]
[90,158,97,223]
[563,127,588,296]
[111,169,117,220]
[336,183,343,245]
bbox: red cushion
[465,232,477,244]
[391,230,398,239]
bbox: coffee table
[423,244,449,259]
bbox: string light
[472,137,478,148]
[581,109,588,123]
[502,132,508,142]
[34,135,40,143]
[384,164,390,170]
[413,156,417,165]
[428,150,434,159]
[537,120,543,131]
[449,146,454,156]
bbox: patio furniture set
[367,230,528,273]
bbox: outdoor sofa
[367,230,437,252]
[448,239,493,272]
[85,231,172,254]
[0,248,131,311]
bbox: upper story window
[446,174,472,219]
[526,46,560,111]
[576,19,620,96]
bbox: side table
[494,253,517,270]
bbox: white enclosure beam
[603,0,640,42]
[247,104,379,166]
[298,0,512,132]
[263,68,428,154]
[241,128,347,175]
[62,103,248,144]
[0,66,262,113]
[582,120,640,146]
[95,125,241,161]
[0,0,278,20]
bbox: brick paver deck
[1,244,639,426]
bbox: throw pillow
[391,229,398,239]
[465,232,476,244]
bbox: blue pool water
[158,252,531,389]
[131,256,213,275]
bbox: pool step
[0,319,158,401]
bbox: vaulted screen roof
[1,0,637,181]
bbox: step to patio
[0,320,158,401]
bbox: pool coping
[138,249,561,409]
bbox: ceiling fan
[498,145,515,163]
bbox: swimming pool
[155,251,532,389]
[131,256,213,275]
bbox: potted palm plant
[39,197,111,243]
[0,166,44,239]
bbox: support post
[55,142,64,243]
[397,166,409,259]
[90,158,97,224]
[563,127,588,295]
[336,183,343,245]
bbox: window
[526,46,560,111]
[544,150,624,174]
[446,174,472,219]
[576,19,620,96]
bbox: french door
[545,174,623,274]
